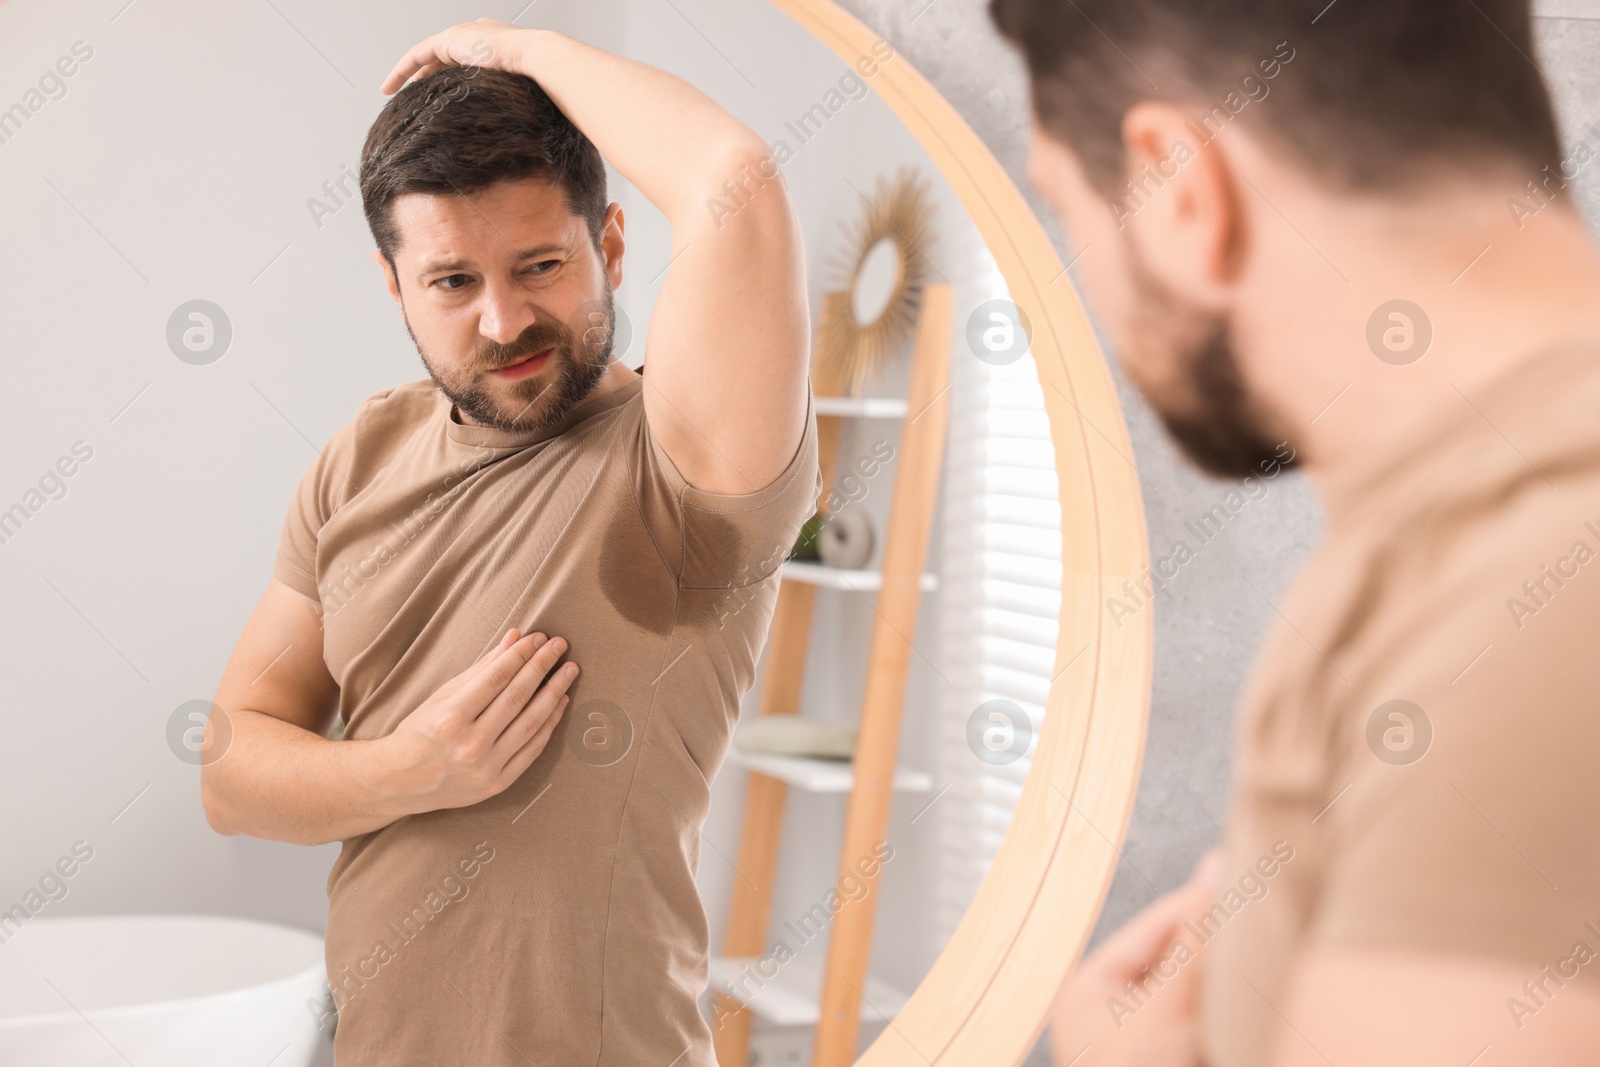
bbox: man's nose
[477,281,539,346]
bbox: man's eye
[525,260,559,277]
[435,274,471,291]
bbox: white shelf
[813,396,908,419]
[708,956,910,1026]
[727,750,934,793]
[779,561,939,593]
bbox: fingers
[482,627,523,663]
[494,657,575,751]
[474,635,573,739]
[380,36,445,95]
[505,694,576,783]
[379,22,510,95]
[1174,850,1225,932]
[436,628,541,702]
[1086,853,1222,982]
[1188,849,1224,893]
[1163,851,1226,1014]
[455,630,547,714]
[406,62,443,86]
[498,691,569,780]
[473,628,538,683]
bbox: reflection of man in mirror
[994,0,1600,1064]
[200,21,820,1066]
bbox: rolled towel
[733,715,858,761]
[818,507,874,570]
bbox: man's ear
[1119,100,1246,306]
[371,248,402,305]
[600,203,625,292]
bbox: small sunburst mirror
[818,166,937,395]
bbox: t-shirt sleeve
[272,414,364,603]
[632,379,823,590]
[1307,573,1600,983]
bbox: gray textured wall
[833,2,1600,1061]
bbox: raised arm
[382,21,811,496]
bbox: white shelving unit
[779,560,938,593]
[726,749,934,793]
[707,956,910,1026]
[812,396,909,419]
[718,338,951,1067]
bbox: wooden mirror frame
[767,2,1155,1062]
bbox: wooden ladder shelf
[712,283,953,1067]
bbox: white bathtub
[0,914,329,1067]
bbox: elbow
[700,137,789,215]
[732,136,785,193]
[199,775,238,836]
[721,132,776,174]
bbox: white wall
[0,0,626,930]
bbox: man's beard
[406,284,616,435]
[1123,244,1295,480]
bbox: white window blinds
[934,259,1064,946]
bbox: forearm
[513,29,764,221]
[201,710,414,846]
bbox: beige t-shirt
[1200,336,1600,1066]
[273,369,820,1066]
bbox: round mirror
[851,237,902,327]
[747,3,1154,1064]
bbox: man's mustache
[481,333,563,371]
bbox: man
[988,1,1600,1064]
[201,20,820,1066]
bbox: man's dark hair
[987,0,1564,197]
[360,66,608,274]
